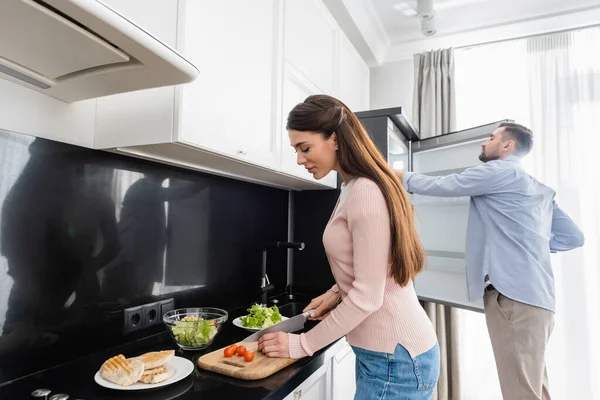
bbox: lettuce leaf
[171,317,217,347]
[240,304,282,329]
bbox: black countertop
[0,295,344,400]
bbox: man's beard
[479,151,499,163]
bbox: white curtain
[526,28,600,400]
[455,27,600,400]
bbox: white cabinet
[331,340,356,400]
[284,0,338,96]
[279,0,341,188]
[280,63,339,188]
[9,0,369,191]
[283,339,356,400]
[284,362,331,400]
[178,0,280,169]
[338,32,370,112]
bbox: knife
[242,310,314,342]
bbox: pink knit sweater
[288,178,437,359]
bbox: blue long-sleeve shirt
[403,155,584,312]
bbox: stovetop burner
[31,389,81,400]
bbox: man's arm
[550,200,585,252]
[394,163,513,197]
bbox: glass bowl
[163,307,228,350]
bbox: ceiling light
[421,18,437,36]
[417,0,435,21]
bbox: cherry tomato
[224,347,235,357]
[228,344,239,353]
[244,351,255,362]
[236,345,247,356]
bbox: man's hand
[394,169,405,182]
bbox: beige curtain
[413,48,456,137]
[413,48,461,400]
[421,301,461,400]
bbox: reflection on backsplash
[0,129,288,384]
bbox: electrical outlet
[123,306,143,333]
[159,298,175,319]
[124,299,175,333]
[142,302,160,327]
[142,303,162,328]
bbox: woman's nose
[297,152,306,165]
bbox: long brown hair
[287,94,425,286]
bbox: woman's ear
[331,132,338,150]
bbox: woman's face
[288,130,338,180]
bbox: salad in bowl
[232,304,288,332]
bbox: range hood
[0,0,198,102]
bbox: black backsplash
[292,184,340,295]
[0,130,289,384]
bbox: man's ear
[504,139,515,152]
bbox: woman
[257,94,440,399]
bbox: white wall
[369,58,414,119]
[385,7,600,62]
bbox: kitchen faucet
[260,241,305,306]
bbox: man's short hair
[499,122,533,156]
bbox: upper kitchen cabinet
[278,0,346,188]
[90,0,368,190]
[338,32,370,112]
[178,1,280,169]
[96,0,280,169]
[280,62,338,188]
[284,0,338,96]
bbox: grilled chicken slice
[100,354,144,386]
[134,350,175,370]
[138,366,174,384]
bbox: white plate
[232,316,289,332]
[94,356,194,391]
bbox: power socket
[142,302,160,328]
[123,306,143,333]
[159,298,175,319]
[123,298,175,333]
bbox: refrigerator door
[356,107,414,172]
[387,118,410,172]
[409,120,510,312]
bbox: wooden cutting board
[197,342,299,380]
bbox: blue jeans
[352,342,440,400]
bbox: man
[395,122,584,400]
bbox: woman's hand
[258,332,289,358]
[304,289,340,320]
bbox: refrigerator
[356,107,511,312]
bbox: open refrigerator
[357,107,510,312]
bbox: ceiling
[371,0,600,44]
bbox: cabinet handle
[294,390,302,399]
[238,149,247,155]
